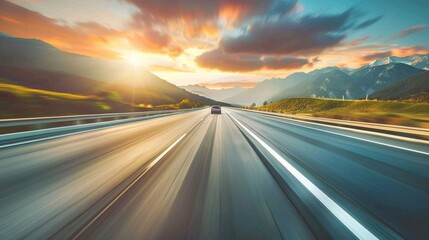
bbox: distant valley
[179,85,246,102]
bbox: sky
[1,0,428,88]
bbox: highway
[1,108,428,239]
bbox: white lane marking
[243,108,429,132]
[242,109,429,145]
[236,109,429,156]
[228,113,378,240]
[72,117,204,239]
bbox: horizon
[1,0,428,88]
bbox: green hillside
[252,98,429,128]
[0,82,206,118]
[370,71,429,102]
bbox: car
[211,105,221,114]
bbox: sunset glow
[1,0,428,88]
[122,51,145,67]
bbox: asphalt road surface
[1,108,428,239]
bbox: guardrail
[239,108,429,141]
[0,109,201,128]
[0,108,205,148]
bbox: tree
[177,98,204,109]
[96,90,122,102]
[263,101,268,106]
[251,103,256,107]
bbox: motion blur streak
[71,117,204,239]
[1,108,428,239]
[228,113,378,240]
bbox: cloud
[0,1,185,58]
[352,46,429,66]
[1,0,403,76]
[196,49,309,72]
[346,36,370,46]
[195,7,380,72]
[199,81,258,89]
[219,8,379,56]
[122,0,300,51]
[0,1,125,59]
[354,16,382,30]
[149,65,191,72]
[125,0,297,28]
[359,51,392,61]
[263,56,309,70]
[391,45,429,57]
[389,25,427,40]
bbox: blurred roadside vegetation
[0,82,206,119]
[245,98,429,128]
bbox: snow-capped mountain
[369,54,429,70]
[351,63,422,95]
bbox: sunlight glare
[122,51,144,67]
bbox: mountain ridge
[224,58,427,105]
[370,71,429,102]
[0,35,225,106]
[179,84,246,101]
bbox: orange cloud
[199,81,258,89]
[389,25,427,41]
[359,51,392,61]
[219,4,248,28]
[346,36,370,47]
[391,45,429,57]
[149,65,191,73]
[0,1,185,59]
[0,1,124,59]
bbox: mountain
[370,71,429,102]
[269,69,363,101]
[0,65,105,95]
[226,67,359,106]
[339,67,359,75]
[179,85,245,101]
[0,32,13,38]
[350,63,423,95]
[0,35,225,106]
[301,69,364,99]
[224,72,310,105]
[225,62,424,106]
[369,54,429,70]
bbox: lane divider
[71,117,205,239]
[228,112,378,240]
[233,109,429,156]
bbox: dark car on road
[211,105,221,114]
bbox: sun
[121,51,144,67]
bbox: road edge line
[233,109,429,156]
[227,112,379,240]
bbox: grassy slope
[0,66,227,106]
[0,82,133,118]
[253,98,429,128]
[0,82,205,118]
